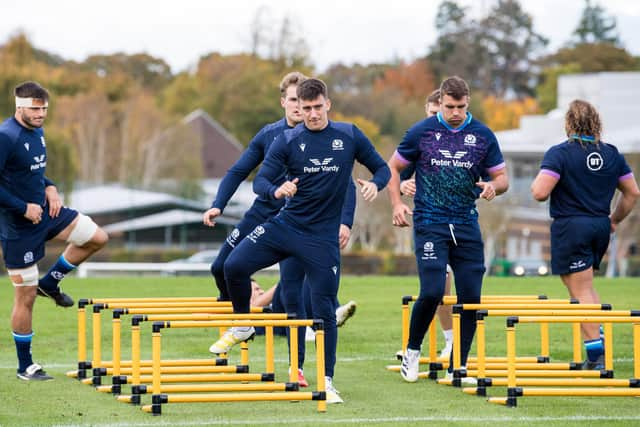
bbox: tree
[572,0,620,46]
[480,0,548,98]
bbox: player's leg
[211,220,256,301]
[448,222,484,382]
[39,209,107,306]
[436,267,453,358]
[278,258,308,386]
[210,222,287,354]
[402,225,449,382]
[8,263,53,381]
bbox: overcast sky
[3,0,640,73]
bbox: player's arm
[388,153,413,227]
[204,131,266,226]
[0,134,29,216]
[339,178,356,249]
[531,170,559,202]
[44,182,62,218]
[254,135,293,200]
[352,127,391,201]
[478,132,509,200]
[399,163,416,197]
[611,173,640,232]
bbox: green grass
[1,275,640,426]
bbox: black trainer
[581,354,605,370]
[17,363,54,381]
[37,287,74,307]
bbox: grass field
[1,275,640,426]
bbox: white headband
[15,97,48,108]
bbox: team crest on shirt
[421,242,437,260]
[299,143,306,152]
[464,134,477,146]
[23,252,34,264]
[331,139,344,150]
[586,152,603,171]
[247,226,265,243]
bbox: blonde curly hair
[565,99,602,146]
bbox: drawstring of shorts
[449,224,457,246]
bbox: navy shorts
[550,216,610,275]
[1,206,78,268]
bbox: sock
[442,329,453,346]
[585,338,604,362]
[13,331,34,372]
[38,254,76,292]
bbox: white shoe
[325,376,344,404]
[305,327,316,342]
[444,367,477,385]
[336,301,357,327]
[439,343,452,359]
[209,327,255,354]
[400,349,420,382]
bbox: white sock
[442,329,453,346]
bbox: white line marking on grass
[51,415,640,427]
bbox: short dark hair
[14,81,49,101]
[440,76,469,100]
[426,89,441,105]
[297,78,328,101]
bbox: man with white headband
[0,81,108,381]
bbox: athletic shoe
[400,349,420,382]
[325,377,343,404]
[305,327,316,342]
[297,369,309,387]
[336,301,357,327]
[209,327,255,354]
[17,363,53,381]
[37,287,74,308]
[444,367,477,385]
[581,354,605,370]
[439,344,452,359]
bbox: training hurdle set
[388,293,640,406]
[68,296,329,414]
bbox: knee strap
[67,214,99,246]
[7,264,39,287]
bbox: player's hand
[275,178,299,199]
[24,203,43,225]
[477,181,496,201]
[203,208,222,227]
[392,203,413,227]
[357,179,378,201]
[400,179,416,197]
[45,185,62,218]
[610,219,618,233]
[339,224,351,250]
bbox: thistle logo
[23,252,34,264]
[247,225,265,243]
[51,271,65,280]
[304,158,339,173]
[332,139,344,150]
[586,152,603,171]
[226,228,241,247]
[421,241,437,260]
[439,150,467,159]
[464,134,476,146]
[299,143,306,152]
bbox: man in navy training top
[203,72,356,388]
[210,78,390,403]
[388,76,508,384]
[531,99,639,369]
[0,81,108,381]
